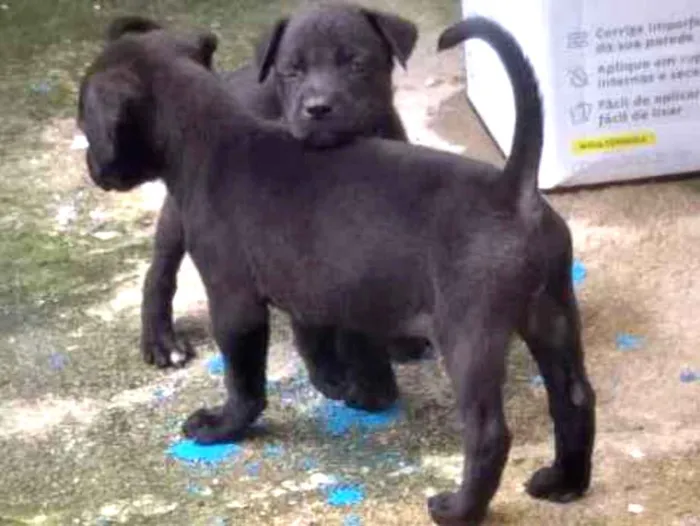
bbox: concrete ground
[1,1,699,525]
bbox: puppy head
[257,4,417,147]
[78,20,218,191]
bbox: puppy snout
[303,97,332,119]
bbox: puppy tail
[437,17,542,210]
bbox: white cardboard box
[460,0,700,189]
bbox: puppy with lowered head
[130,5,425,412]
[78,16,595,525]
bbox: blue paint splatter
[245,461,262,477]
[680,368,700,383]
[314,401,402,437]
[326,483,366,507]
[263,444,284,458]
[207,354,225,375]
[572,259,587,286]
[48,352,67,370]
[167,439,242,466]
[615,333,644,351]
[343,514,363,526]
[530,375,545,387]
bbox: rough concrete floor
[1,2,699,526]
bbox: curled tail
[438,16,543,208]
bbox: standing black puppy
[78,16,596,525]
[132,5,424,410]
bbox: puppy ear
[361,9,418,70]
[255,18,289,83]
[105,16,163,41]
[194,31,219,69]
[79,69,142,169]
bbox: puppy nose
[303,97,332,119]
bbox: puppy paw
[342,370,399,412]
[182,401,265,444]
[525,464,589,502]
[428,492,486,526]
[344,384,398,413]
[141,333,195,369]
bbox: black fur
[132,7,426,411]
[78,16,595,525]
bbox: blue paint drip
[245,461,262,477]
[343,514,363,526]
[207,354,225,375]
[314,401,402,436]
[167,439,242,466]
[615,333,644,351]
[263,444,284,458]
[572,259,587,286]
[326,483,366,507]
[680,368,700,383]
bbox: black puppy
[78,17,595,525]
[132,6,425,410]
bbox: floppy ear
[79,69,142,171]
[361,9,418,70]
[194,31,219,69]
[105,16,163,41]
[255,18,289,83]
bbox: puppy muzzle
[86,149,114,190]
[86,150,134,191]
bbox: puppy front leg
[183,298,269,444]
[428,324,512,526]
[140,196,193,368]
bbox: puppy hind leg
[140,196,193,368]
[428,322,513,525]
[293,322,349,401]
[183,299,269,444]
[519,265,596,502]
[335,330,398,412]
